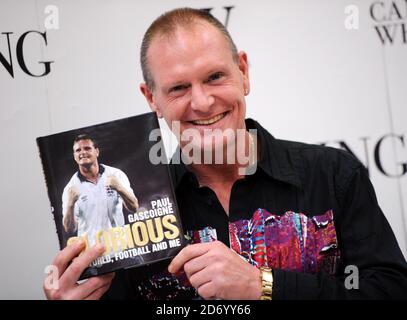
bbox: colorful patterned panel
[229,209,341,275]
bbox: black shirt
[104,119,407,299]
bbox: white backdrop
[0,0,406,299]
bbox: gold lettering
[102,230,112,254]
[109,227,130,252]
[125,224,135,249]
[146,217,164,243]
[131,222,149,246]
[162,214,180,239]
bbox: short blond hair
[140,7,239,91]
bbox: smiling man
[140,15,249,163]
[62,134,139,246]
[136,7,407,300]
[140,11,254,213]
[44,8,407,300]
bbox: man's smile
[188,111,228,126]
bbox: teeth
[191,112,226,125]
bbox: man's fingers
[188,266,212,289]
[183,253,209,278]
[69,185,79,196]
[84,282,111,300]
[59,244,105,287]
[197,281,217,300]
[168,242,212,273]
[51,240,86,276]
[73,273,115,300]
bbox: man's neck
[189,162,240,187]
[188,132,256,185]
[79,163,100,183]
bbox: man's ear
[238,51,250,95]
[140,83,163,118]
[95,148,100,158]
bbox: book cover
[37,112,185,279]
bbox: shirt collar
[77,163,105,182]
[169,119,302,189]
[246,119,302,188]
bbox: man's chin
[79,162,94,169]
[180,139,234,165]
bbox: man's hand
[44,240,114,300]
[105,174,122,192]
[63,186,80,232]
[106,174,139,212]
[68,186,80,207]
[168,241,262,300]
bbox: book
[37,112,185,279]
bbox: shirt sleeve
[272,164,407,299]
[62,181,80,223]
[61,184,69,219]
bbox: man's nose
[190,84,214,113]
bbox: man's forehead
[147,23,233,82]
[73,139,94,148]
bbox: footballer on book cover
[37,112,186,279]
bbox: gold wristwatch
[259,267,273,300]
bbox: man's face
[73,139,99,167]
[141,21,250,152]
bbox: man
[44,8,407,300]
[62,134,139,247]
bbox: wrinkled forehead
[147,23,234,83]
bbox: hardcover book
[37,112,185,279]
